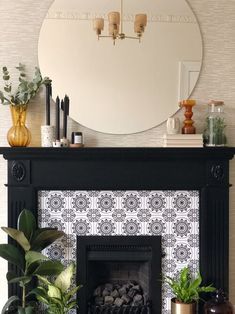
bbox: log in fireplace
[76,236,161,313]
[0,147,235,313]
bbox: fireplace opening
[77,236,162,314]
[90,261,150,313]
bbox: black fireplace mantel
[1,146,235,308]
[1,146,235,161]
[0,147,235,190]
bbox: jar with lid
[203,100,227,146]
[204,289,234,313]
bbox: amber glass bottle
[204,290,234,314]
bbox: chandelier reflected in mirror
[93,0,147,45]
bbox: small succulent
[32,263,82,314]
[0,64,50,106]
[165,267,215,304]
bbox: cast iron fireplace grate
[89,304,150,313]
[77,236,161,314]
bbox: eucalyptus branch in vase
[0,64,51,147]
[0,64,50,106]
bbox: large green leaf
[67,300,77,310]
[27,286,48,299]
[1,227,30,251]
[8,275,32,285]
[189,273,202,291]
[17,209,36,242]
[31,229,65,251]
[180,267,189,288]
[6,271,18,282]
[25,250,50,275]
[36,275,52,286]
[25,251,48,267]
[64,285,83,303]
[48,285,61,299]
[55,263,74,292]
[1,296,20,314]
[33,260,64,276]
[0,244,24,270]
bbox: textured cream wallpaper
[0,0,235,308]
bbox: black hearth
[77,236,162,314]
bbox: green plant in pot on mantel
[0,64,50,147]
[166,267,215,314]
[0,209,65,314]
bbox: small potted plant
[0,209,65,314]
[0,64,50,147]
[32,263,82,314]
[165,267,215,314]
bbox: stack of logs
[93,282,147,308]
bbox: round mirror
[38,0,203,134]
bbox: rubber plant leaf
[33,260,64,276]
[25,251,49,267]
[17,209,36,242]
[31,229,65,251]
[8,276,31,285]
[1,227,30,251]
[0,244,24,270]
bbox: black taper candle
[45,80,52,125]
[61,100,66,138]
[62,95,70,139]
[56,96,60,141]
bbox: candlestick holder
[179,99,196,134]
[60,138,69,147]
[53,140,63,148]
[41,125,55,147]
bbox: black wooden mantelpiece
[0,147,235,309]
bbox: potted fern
[0,64,50,147]
[0,209,65,314]
[165,267,215,314]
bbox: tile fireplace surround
[0,147,235,314]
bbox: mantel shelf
[0,146,235,161]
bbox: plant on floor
[0,64,50,106]
[166,267,215,314]
[0,209,65,314]
[166,267,215,304]
[32,263,82,314]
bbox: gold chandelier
[93,0,147,45]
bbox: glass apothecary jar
[203,100,227,146]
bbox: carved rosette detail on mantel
[211,164,225,182]
[11,161,26,182]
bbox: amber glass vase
[7,104,31,147]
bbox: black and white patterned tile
[38,190,199,313]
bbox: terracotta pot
[171,298,196,314]
[7,104,31,147]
